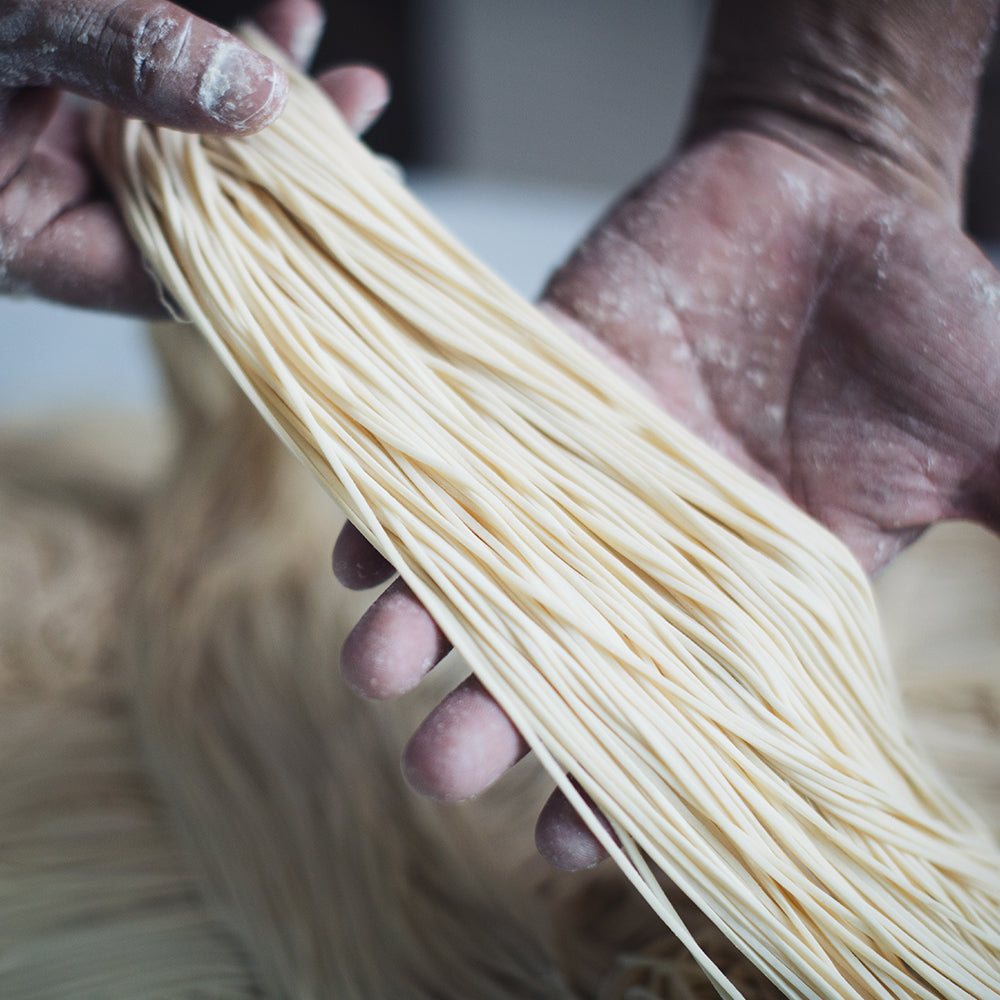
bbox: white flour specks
[130,11,180,93]
[968,265,1000,313]
[197,39,287,132]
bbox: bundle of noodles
[91,28,1000,1000]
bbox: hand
[0,0,386,313]
[334,0,1000,868]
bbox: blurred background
[310,1,710,190]
[0,1,710,419]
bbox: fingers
[0,87,60,187]
[0,0,388,314]
[340,578,451,699]
[345,575,607,868]
[252,0,325,69]
[535,787,611,871]
[401,666,610,869]
[332,521,396,590]
[402,676,530,800]
[316,65,390,135]
[333,534,606,866]
[254,0,391,135]
[0,94,162,311]
[5,0,287,134]
[256,1,391,136]
[254,0,393,138]
[5,199,163,312]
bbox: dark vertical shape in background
[312,1,422,166]
[185,0,423,166]
[967,31,1000,242]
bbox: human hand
[0,0,386,313]
[334,0,1000,868]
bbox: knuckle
[100,2,194,99]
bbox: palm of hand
[339,129,1000,867]
[544,131,1000,574]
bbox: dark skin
[334,0,1000,869]
[0,0,386,310]
[3,0,998,869]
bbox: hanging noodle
[91,28,1000,1000]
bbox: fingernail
[197,40,289,133]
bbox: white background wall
[415,1,709,189]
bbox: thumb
[4,0,287,134]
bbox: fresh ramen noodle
[92,29,1000,1000]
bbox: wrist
[686,0,999,217]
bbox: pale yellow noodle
[91,29,1000,1000]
